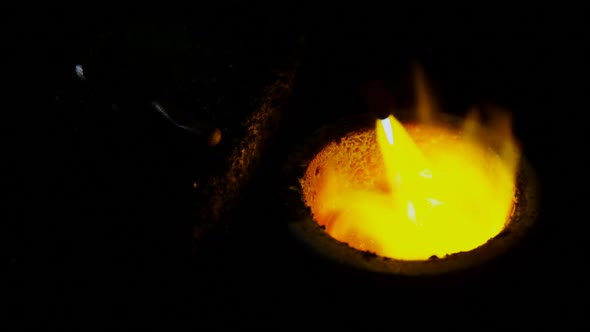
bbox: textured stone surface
[194,70,295,241]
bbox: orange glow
[300,71,520,261]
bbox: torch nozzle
[372,109,392,120]
[360,80,394,120]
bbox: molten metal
[300,72,520,261]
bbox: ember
[300,70,521,261]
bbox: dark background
[13,4,589,328]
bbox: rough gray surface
[194,69,296,245]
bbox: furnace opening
[299,69,521,261]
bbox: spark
[75,64,85,80]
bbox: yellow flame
[301,68,521,261]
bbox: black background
[13,3,589,328]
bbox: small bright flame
[381,117,394,145]
[301,67,521,261]
[426,198,442,207]
[419,169,432,178]
[407,201,417,223]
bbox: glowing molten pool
[300,77,520,261]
